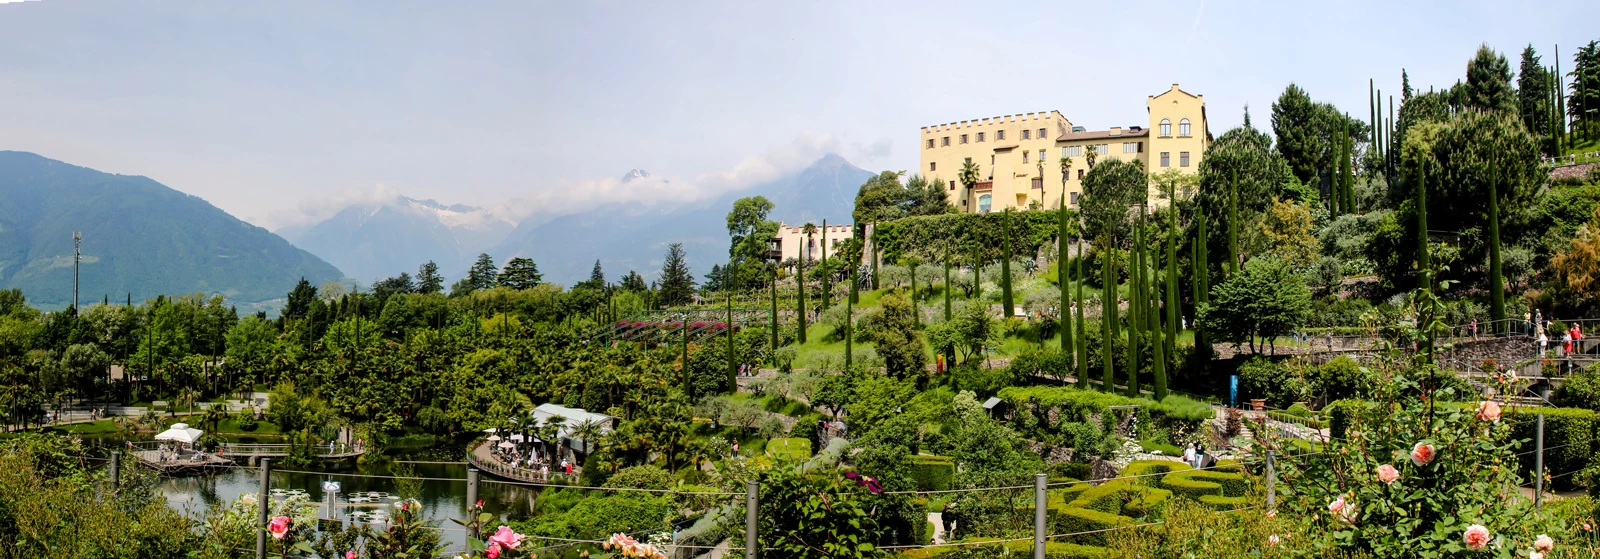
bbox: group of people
[1181,442,1213,469]
[1534,318,1586,359]
[490,445,573,481]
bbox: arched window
[1179,118,1191,137]
[1159,119,1171,137]
[978,194,993,213]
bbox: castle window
[977,132,985,142]
[1039,149,1046,163]
[930,162,936,172]
[960,134,968,144]
[1021,129,1031,140]
[1180,151,1191,167]
[996,130,1006,141]
[1123,142,1137,154]
[1179,119,1191,137]
[949,180,955,190]
[978,194,992,213]
[1022,151,1029,164]
[1038,128,1047,139]
[1160,119,1172,137]
[965,157,972,164]
[1160,152,1170,167]
[1071,192,1080,205]
[1077,169,1084,179]
[927,139,935,149]
[990,154,995,165]
[942,136,950,146]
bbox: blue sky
[0,0,1592,229]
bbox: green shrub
[1120,459,1192,484]
[1196,494,1250,510]
[1049,507,1132,546]
[906,539,1107,559]
[1285,403,1311,418]
[1508,406,1595,491]
[1237,356,1308,408]
[909,455,956,492]
[1159,468,1249,500]
[1323,399,1361,439]
[1064,481,1171,517]
[1050,461,1091,481]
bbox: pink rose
[1411,442,1437,466]
[1535,533,1554,552]
[1376,464,1400,485]
[488,525,525,550]
[1532,551,1545,559]
[1464,524,1491,550]
[1478,401,1502,422]
[345,553,356,559]
[1338,504,1358,524]
[267,516,291,540]
[485,543,501,559]
[1328,496,1347,514]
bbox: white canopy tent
[531,403,615,452]
[154,423,204,444]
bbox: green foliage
[657,243,696,307]
[764,437,813,461]
[1508,406,1596,491]
[1236,356,1307,408]
[909,455,955,491]
[1463,44,1517,114]
[1197,258,1312,352]
[1555,364,1600,411]
[758,466,879,559]
[1080,158,1148,247]
[873,209,1078,265]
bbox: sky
[0,0,1593,230]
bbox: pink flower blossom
[345,553,356,559]
[1478,401,1502,422]
[1531,552,1544,559]
[1327,496,1347,515]
[1267,535,1280,547]
[488,526,525,550]
[267,516,291,540]
[1411,442,1437,466]
[1376,464,1400,484]
[1535,534,1554,552]
[1464,524,1491,550]
[485,543,501,559]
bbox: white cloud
[266,183,405,232]
[496,132,845,224]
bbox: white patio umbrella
[508,434,526,442]
[482,428,501,433]
[154,422,204,444]
[485,435,503,442]
[497,441,516,449]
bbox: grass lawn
[45,420,124,435]
[215,418,282,435]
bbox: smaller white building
[768,222,854,263]
[532,403,615,453]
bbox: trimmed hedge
[910,455,956,492]
[1508,406,1595,491]
[1049,507,1133,546]
[1158,466,1248,500]
[1121,459,1192,484]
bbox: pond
[85,434,544,554]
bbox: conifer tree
[498,257,542,290]
[727,255,736,392]
[1164,182,1179,363]
[845,261,854,370]
[1127,207,1144,398]
[1059,190,1073,373]
[796,246,807,344]
[1076,240,1089,390]
[467,253,499,291]
[1227,170,1240,276]
[658,243,696,307]
[1149,226,1168,400]
[1101,224,1116,393]
[1001,208,1015,318]
[416,261,444,295]
[971,243,983,302]
[820,220,830,309]
[943,245,952,322]
[770,265,779,353]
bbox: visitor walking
[1539,331,1549,357]
[1182,443,1195,466]
[1563,331,1574,357]
[1469,319,1479,341]
[1535,310,1544,335]
[1525,311,1533,336]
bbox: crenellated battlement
[921,110,1063,134]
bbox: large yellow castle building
[919,84,1211,213]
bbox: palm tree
[1085,145,1099,169]
[801,223,818,262]
[959,161,981,212]
[570,418,607,460]
[1059,156,1074,206]
[201,403,228,433]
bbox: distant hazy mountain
[491,153,874,285]
[0,151,344,308]
[282,196,515,284]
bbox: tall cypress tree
[1376,87,1384,173]
[1059,190,1074,372]
[908,257,919,328]
[1101,225,1117,393]
[1001,209,1015,318]
[796,248,807,344]
[1371,79,1379,171]
[1149,229,1168,400]
[1194,211,1210,364]
[869,223,880,291]
[1127,207,1145,398]
[971,244,983,302]
[1557,45,1567,150]
[943,245,953,322]
[1227,169,1240,276]
[727,256,736,393]
[1487,153,1506,333]
[820,220,830,309]
[1076,240,1089,390]
[1164,181,1179,364]
[1342,119,1356,213]
[845,262,854,370]
[769,266,779,353]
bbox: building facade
[919,84,1211,214]
[768,222,854,263]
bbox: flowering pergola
[602,308,770,344]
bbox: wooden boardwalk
[132,443,364,473]
[465,442,577,484]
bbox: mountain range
[489,154,875,285]
[278,196,515,284]
[0,151,343,309]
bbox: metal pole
[1034,473,1047,559]
[1265,450,1276,510]
[745,480,759,559]
[1535,414,1545,510]
[257,458,271,559]
[466,467,480,537]
[108,451,120,494]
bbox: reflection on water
[90,436,544,553]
